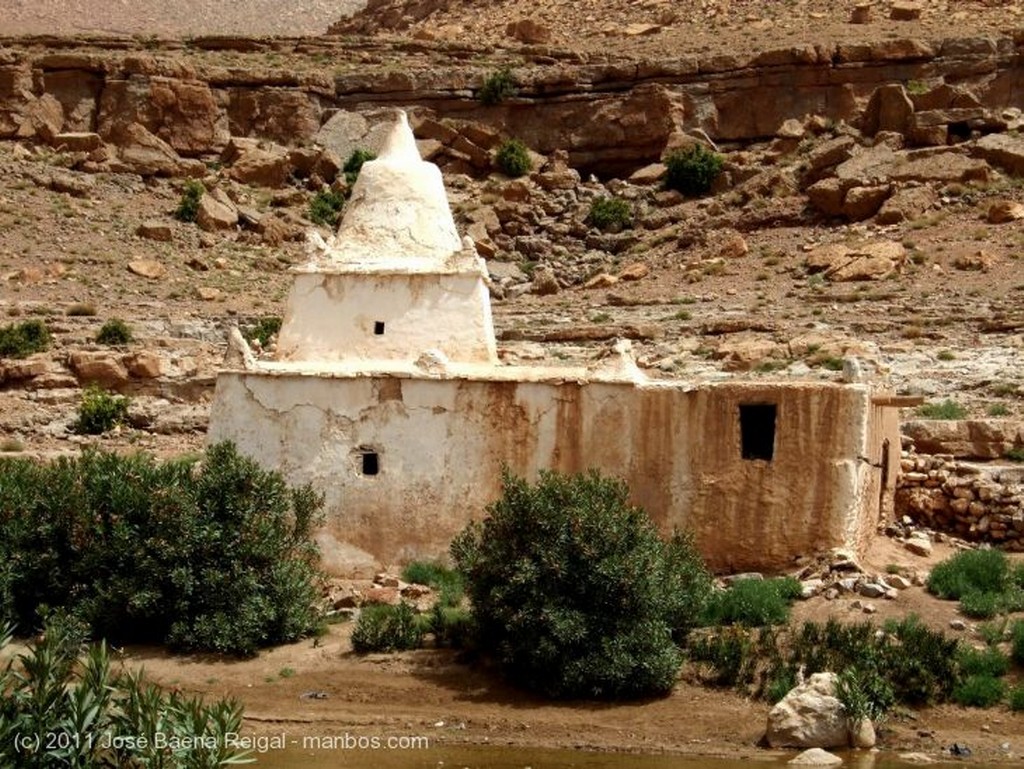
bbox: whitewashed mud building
[209,112,903,575]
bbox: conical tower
[274,111,498,366]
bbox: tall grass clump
[343,149,376,186]
[401,560,464,607]
[452,469,712,699]
[927,548,1024,618]
[700,576,802,627]
[174,179,204,223]
[351,603,423,653]
[916,399,968,419]
[308,189,345,227]
[0,442,324,655]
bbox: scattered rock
[506,18,551,44]
[137,220,173,241]
[986,199,1024,223]
[890,1,923,21]
[127,259,167,280]
[905,535,933,557]
[531,264,560,295]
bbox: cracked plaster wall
[209,372,896,576]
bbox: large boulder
[805,240,906,282]
[767,672,849,749]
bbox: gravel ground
[0,0,365,37]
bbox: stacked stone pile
[896,441,1024,551]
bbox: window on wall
[373,321,385,335]
[361,451,380,476]
[739,404,777,461]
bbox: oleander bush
[0,442,324,656]
[452,468,712,699]
[0,617,250,768]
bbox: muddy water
[254,744,970,769]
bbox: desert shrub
[927,548,1023,618]
[309,189,345,227]
[916,398,968,419]
[586,196,632,232]
[957,645,1009,678]
[1010,685,1024,712]
[401,560,464,607]
[1007,447,1024,462]
[0,319,50,359]
[494,139,532,178]
[700,576,802,627]
[1012,620,1024,665]
[95,318,133,345]
[478,67,517,105]
[244,316,282,347]
[66,302,97,317]
[0,442,324,655]
[453,468,712,699]
[664,144,724,197]
[952,675,1006,708]
[687,626,757,688]
[343,149,376,186]
[0,618,250,768]
[351,603,423,653]
[928,549,1012,599]
[174,179,204,223]
[72,385,129,435]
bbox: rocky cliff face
[1,33,1022,176]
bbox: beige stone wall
[209,372,895,575]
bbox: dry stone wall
[896,424,1024,551]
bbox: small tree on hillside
[452,469,712,699]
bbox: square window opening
[373,321,385,336]
[361,451,380,476]
[740,404,777,461]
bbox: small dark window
[373,321,385,335]
[739,404,777,461]
[361,451,379,476]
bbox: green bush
[586,196,633,232]
[401,560,465,607]
[351,603,423,653]
[916,398,968,419]
[928,549,1012,599]
[244,316,282,347]
[0,618,251,768]
[1012,620,1024,666]
[952,675,1006,708]
[700,577,802,627]
[1007,447,1024,462]
[836,665,895,722]
[95,318,133,346]
[664,144,724,197]
[174,179,204,223]
[453,468,712,699]
[72,385,129,435]
[478,67,517,106]
[309,189,345,227]
[428,604,474,649]
[343,149,376,186]
[494,139,532,178]
[0,442,324,655]
[0,319,50,359]
[688,616,958,712]
[1010,685,1024,712]
[957,645,1009,678]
